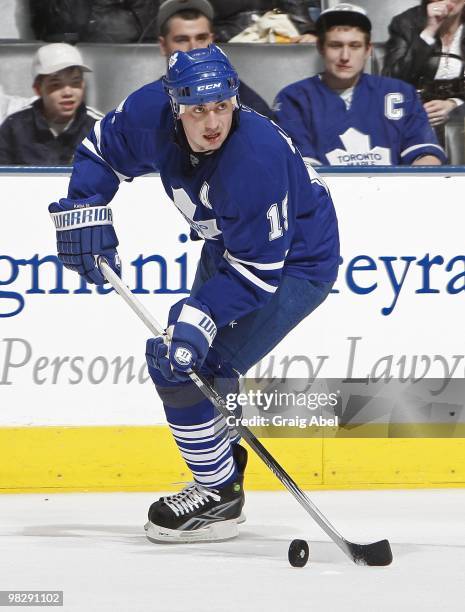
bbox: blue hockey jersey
[68,82,339,328]
[273,73,447,166]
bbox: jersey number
[267,194,288,241]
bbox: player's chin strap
[97,256,393,567]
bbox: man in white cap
[273,3,446,166]
[0,43,102,165]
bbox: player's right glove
[49,195,121,285]
[146,297,217,382]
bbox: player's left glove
[146,297,217,382]
[49,195,121,285]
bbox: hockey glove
[49,195,120,285]
[146,297,217,382]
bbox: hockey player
[49,45,339,543]
[273,3,447,166]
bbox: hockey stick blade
[98,257,393,566]
[346,539,393,566]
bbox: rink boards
[1,168,465,491]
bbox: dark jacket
[382,4,465,87]
[29,0,159,43]
[0,99,103,165]
[238,82,273,118]
[210,0,316,42]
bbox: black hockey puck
[288,539,309,567]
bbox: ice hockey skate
[146,444,247,543]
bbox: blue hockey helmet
[163,45,240,116]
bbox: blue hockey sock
[149,367,238,488]
[165,398,239,488]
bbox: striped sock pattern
[164,398,238,488]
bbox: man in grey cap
[0,43,102,165]
[156,0,272,117]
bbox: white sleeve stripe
[303,156,322,166]
[400,143,445,158]
[81,137,131,183]
[82,137,104,161]
[224,254,278,293]
[224,250,284,270]
[93,119,102,152]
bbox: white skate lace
[162,483,221,517]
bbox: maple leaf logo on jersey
[172,187,221,240]
[326,128,391,166]
[168,52,179,69]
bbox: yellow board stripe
[0,426,464,493]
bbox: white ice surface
[0,489,464,612]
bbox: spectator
[157,0,273,117]
[0,87,36,125]
[29,0,159,44]
[273,3,446,166]
[0,43,103,165]
[210,0,317,43]
[307,1,321,22]
[383,0,465,140]
[29,1,91,43]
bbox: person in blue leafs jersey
[273,3,447,167]
[49,45,339,543]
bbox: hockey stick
[98,256,392,566]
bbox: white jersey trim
[400,143,444,158]
[224,250,285,270]
[81,137,131,183]
[224,251,278,293]
[94,119,102,151]
[303,156,322,166]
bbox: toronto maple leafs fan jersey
[273,73,447,166]
[67,81,339,328]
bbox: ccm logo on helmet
[197,83,222,92]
